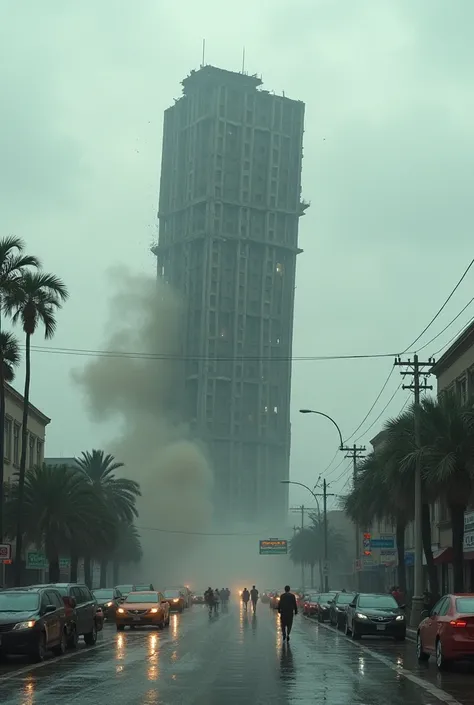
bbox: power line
[342,367,394,443]
[431,315,474,357]
[401,257,474,354]
[136,525,265,536]
[416,299,474,353]
[351,381,404,444]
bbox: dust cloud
[73,267,214,585]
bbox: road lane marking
[309,618,463,705]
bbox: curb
[303,614,417,643]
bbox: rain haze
[1,0,474,582]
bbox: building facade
[4,383,50,483]
[154,65,307,521]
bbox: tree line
[0,236,142,586]
[342,392,474,597]
[289,514,346,588]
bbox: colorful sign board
[0,543,11,562]
[259,539,287,555]
[26,552,71,569]
[371,535,395,549]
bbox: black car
[316,592,338,622]
[34,583,101,646]
[0,586,68,661]
[345,593,406,641]
[92,588,123,619]
[329,592,356,629]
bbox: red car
[417,593,474,669]
[303,593,320,616]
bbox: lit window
[276,263,283,274]
[273,406,278,413]
[264,406,268,413]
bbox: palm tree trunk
[0,360,5,543]
[421,502,439,598]
[49,557,60,583]
[14,332,31,586]
[396,520,406,593]
[84,555,92,588]
[100,559,107,588]
[450,504,465,592]
[70,552,79,583]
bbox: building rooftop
[431,321,474,377]
[181,65,262,94]
[6,383,50,425]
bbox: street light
[299,409,344,449]
[281,480,329,591]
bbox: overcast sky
[1,0,473,512]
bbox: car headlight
[13,620,36,630]
[150,608,159,614]
[395,615,405,621]
[355,612,368,620]
[117,608,125,614]
[106,602,113,607]
[172,599,179,603]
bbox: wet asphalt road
[0,603,474,704]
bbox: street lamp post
[282,480,331,591]
[299,409,344,450]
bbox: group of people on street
[204,587,231,613]
[241,586,259,613]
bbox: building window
[13,423,20,465]
[29,434,35,468]
[4,417,12,461]
[36,439,43,467]
[457,376,467,405]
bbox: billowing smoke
[73,267,213,584]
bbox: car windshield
[456,597,474,613]
[0,592,40,611]
[93,590,114,599]
[117,585,134,593]
[125,593,158,604]
[135,585,151,591]
[319,593,335,602]
[53,587,68,596]
[358,595,398,609]
[308,594,320,601]
[164,590,180,598]
[337,593,356,605]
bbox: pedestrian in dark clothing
[242,588,250,611]
[278,585,298,642]
[250,586,259,613]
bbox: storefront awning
[433,547,453,564]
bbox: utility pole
[395,353,434,628]
[322,480,336,591]
[341,443,366,589]
[300,504,304,591]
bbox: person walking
[250,585,259,614]
[242,587,250,611]
[278,585,298,642]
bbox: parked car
[116,591,170,630]
[345,593,406,641]
[167,586,190,608]
[303,593,320,616]
[329,592,357,629]
[0,586,68,661]
[135,583,154,591]
[191,592,205,604]
[36,583,101,647]
[162,589,185,612]
[417,593,474,669]
[92,588,123,619]
[315,592,338,622]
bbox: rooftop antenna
[201,38,206,67]
[241,46,246,73]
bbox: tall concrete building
[154,65,307,523]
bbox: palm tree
[0,236,39,542]
[75,450,141,587]
[5,464,111,582]
[111,521,143,585]
[290,521,345,589]
[5,271,68,585]
[0,331,20,541]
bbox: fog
[73,267,295,591]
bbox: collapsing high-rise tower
[154,65,308,523]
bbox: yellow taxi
[116,591,170,630]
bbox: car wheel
[84,622,97,646]
[31,632,47,662]
[52,629,67,657]
[67,626,78,649]
[416,632,429,660]
[352,624,361,640]
[117,624,125,631]
[436,638,449,670]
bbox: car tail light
[450,619,467,627]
